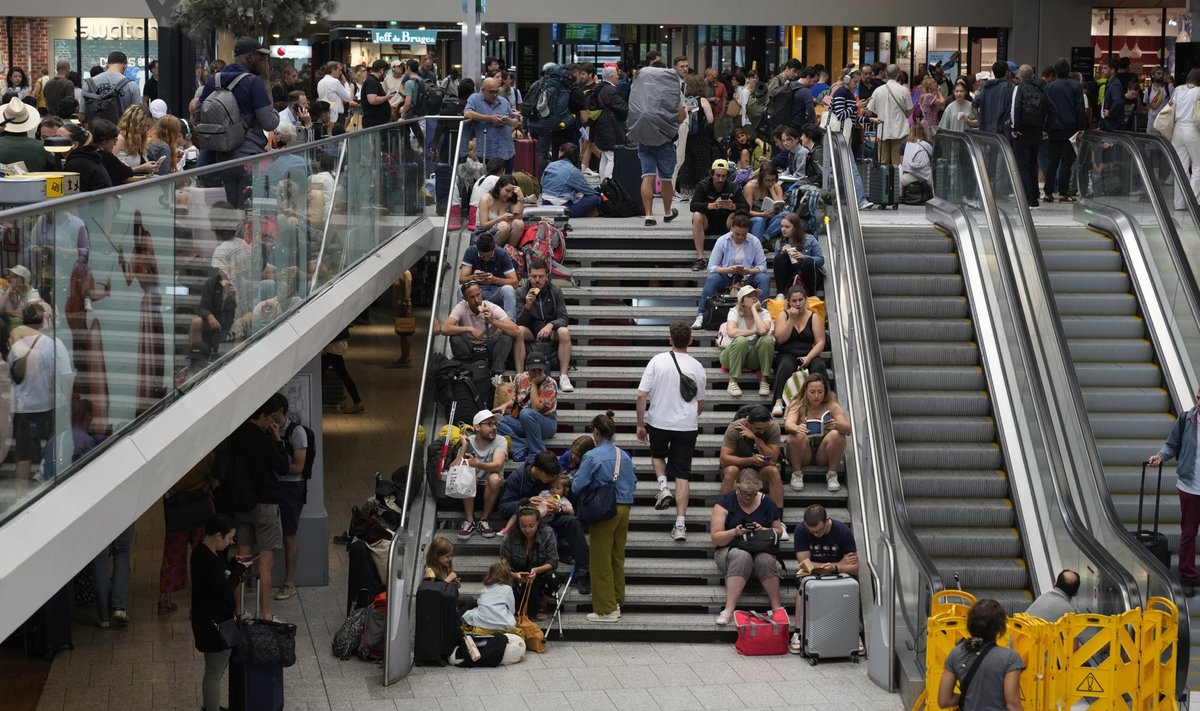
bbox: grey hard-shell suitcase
[800,574,860,664]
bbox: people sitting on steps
[459,232,519,318]
[513,260,574,391]
[789,503,859,654]
[499,505,560,620]
[442,281,518,376]
[782,372,850,493]
[474,176,526,248]
[770,284,827,418]
[689,159,750,272]
[496,354,558,462]
[718,284,774,398]
[540,142,602,218]
[692,212,769,330]
[711,468,786,627]
[454,410,508,540]
[774,212,825,299]
[718,405,785,525]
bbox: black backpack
[284,421,317,480]
[759,80,801,137]
[83,76,132,124]
[211,442,257,514]
[1018,82,1048,133]
[598,177,641,218]
[418,79,446,117]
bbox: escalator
[862,225,1030,610]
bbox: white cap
[149,99,168,120]
[472,409,497,426]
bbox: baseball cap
[233,37,270,57]
[472,409,498,426]
[735,284,762,302]
[149,99,168,120]
[711,158,731,172]
[371,59,390,72]
[8,265,32,283]
[745,405,773,423]
[527,354,548,371]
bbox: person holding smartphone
[360,59,395,129]
[688,159,750,271]
[710,469,786,626]
[191,513,253,711]
[718,404,784,513]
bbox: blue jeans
[566,194,603,218]
[499,407,557,456]
[697,271,771,315]
[93,525,134,621]
[750,213,785,240]
[480,283,516,318]
[851,160,866,204]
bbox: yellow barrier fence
[917,599,1178,711]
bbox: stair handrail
[826,130,943,694]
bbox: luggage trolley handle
[1137,460,1165,534]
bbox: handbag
[232,618,298,666]
[216,617,242,649]
[11,333,41,385]
[1154,98,1176,138]
[514,584,546,653]
[393,316,416,335]
[345,112,363,132]
[702,293,738,332]
[731,527,780,555]
[716,322,732,348]
[577,447,622,525]
[163,488,214,532]
[444,457,477,499]
[725,97,741,119]
[670,352,699,402]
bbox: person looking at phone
[473,176,526,249]
[499,505,559,620]
[789,503,859,653]
[689,159,750,271]
[278,91,311,135]
[191,513,253,711]
[718,404,784,513]
[361,59,394,129]
[710,469,786,626]
[459,231,520,317]
[691,212,769,329]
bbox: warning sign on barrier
[1077,673,1104,693]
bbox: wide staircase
[861,224,1032,611]
[442,221,849,637]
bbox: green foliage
[171,0,337,43]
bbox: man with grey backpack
[196,37,280,206]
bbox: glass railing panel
[0,117,449,524]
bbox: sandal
[715,609,732,626]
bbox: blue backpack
[524,66,575,135]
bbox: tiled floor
[28,308,896,711]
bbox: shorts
[645,424,698,480]
[638,142,677,180]
[278,481,308,537]
[14,410,52,463]
[715,546,783,581]
[698,209,734,235]
[235,503,283,551]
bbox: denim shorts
[278,481,308,537]
[637,142,677,180]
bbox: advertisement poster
[927,50,959,83]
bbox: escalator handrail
[955,130,1140,615]
[826,131,944,641]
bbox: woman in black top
[191,514,251,711]
[58,124,112,193]
[770,284,828,416]
[499,505,559,619]
[88,119,158,185]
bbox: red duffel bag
[734,608,790,656]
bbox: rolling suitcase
[23,584,73,660]
[414,579,462,666]
[800,574,860,664]
[229,573,286,711]
[514,139,539,175]
[1136,461,1171,568]
[612,145,646,216]
[435,162,454,216]
[866,162,899,209]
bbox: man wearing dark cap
[82,50,142,121]
[497,352,558,461]
[718,404,785,523]
[361,59,397,129]
[197,37,280,206]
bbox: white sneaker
[558,373,575,392]
[84,297,94,313]
[692,313,704,329]
[727,381,742,396]
[586,610,621,623]
[789,631,803,654]
[772,401,785,418]
[671,522,687,541]
[790,471,805,491]
[826,472,842,492]
[654,488,675,510]
[778,528,789,542]
[758,380,771,397]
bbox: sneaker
[478,520,496,538]
[715,609,732,626]
[1059,195,1078,203]
[1043,194,1056,204]
[727,381,742,396]
[671,522,687,541]
[645,218,658,227]
[691,257,707,271]
[112,609,128,626]
[791,471,805,491]
[96,619,111,629]
[274,584,298,601]
[789,632,803,654]
[558,373,575,392]
[510,449,529,463]
[654,488,675,510]
[582,167,599,177]
[826,472,842,492]
[772,401,785,418]
[691,313,704,329]
[586,610,621,623]
[858,200,875,210]
[663,207,680,223]
[1028,201,1041,209]
[779,528,789,542]
[457,520,476,539]
[758,380,771,397]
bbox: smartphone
[761,455,774,463]
[156,155,168,167]
[744,521,760,531]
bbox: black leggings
[512,569,560,614]
[322,353,362,404]
[771,349,828,402]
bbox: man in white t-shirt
[270,393,310,602]
[456,410,508,539]
[442,281,519,374]
[317,61,357,125]
[636,321,706,541]
[8,305,74,499]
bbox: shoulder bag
[955,641,997,708]
[233,618,298,666]
[577,447,621,525]
[1154,95,1176,138]
[11,334,42,385]
[670,351,699,402]
[732,527,780,555]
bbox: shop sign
[371,29,437,45]
[271,45,313,59]
[77,20,157,41]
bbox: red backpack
[508,221,575,284]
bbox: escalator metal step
[916,528,1023,558]
[867,253,962,275]
[877,318,977,342]
[934,558,1029,591]
[1041,250,1125,271]
[1054,292,1139,316]
[892,416,996,442]
[1068,338,1155,362]
[889,391,992,417]
[1081,386,1171,412]
[1074,361,1162,387]
[898,442,1004,470]
[879,342,980,366]
[884,365,985,391]
[874,296,970,319]
[1060,315,1145,339]
[1048,270,1130,292]
[871,274,964,296]
[905,498,1015,527]
[901,469,1009,499]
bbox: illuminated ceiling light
[308,19,317,24]
[418,26,426,30]
[355,23,363,28]
[272,33,280,38]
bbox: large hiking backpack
[1017,82,1048,133]
[758,80,801,138]
[746,81,769,126]
[211,441,257,515]
[284,421,316,480]
[787,184,823,235]
[511,222,575,283]
[194,72,251,153]
[417,79,446,117]
[82,76,133,124]
[523,67,575,135]
[598,177,640,218]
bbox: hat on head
[149,99,168,120]
[233,36,270,57]
[1,97,38,134]
[1006,61,1018,74]
[371,59,390,72]
[8,265,32,283]
[745,404,773,423]
[711,158,731,172]
[473,409,498,426]
[527,354,548,371]
[735,284,762,302]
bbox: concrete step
[457,581,775,609]
[567,305,699,321]
[556,386,767,407]
[437,506,851,534]
[567,249,706,265]
[573,267,708,284]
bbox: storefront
[327,25,454,73]
[47,17,158,76]
[1090,8,1190,80]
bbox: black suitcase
[390,161,422,215]
[23,584,73,660]
[435,162,454,216]
[414,579,462,666]
[612,145,646,216]
[229,659,284,711]
[1136,461,1171,568]
[866,162,900,209]
[346,538,386,615]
